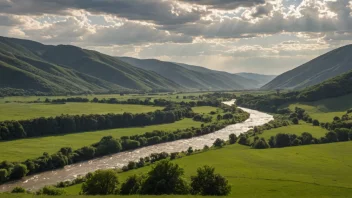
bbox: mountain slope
[119,57,262,90]
[236,73,276,87]
[262,45,352,90]
[0,36,183,95]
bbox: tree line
[0,108,249,184]
[0,105,192,141]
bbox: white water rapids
[0,100,273,192]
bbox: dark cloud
[179,0,266,10]
[0,0,207,25]
[0,15,22,26]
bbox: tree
[301,132,313,145]
[238,136,249,145]
[312,119,320,126]
[274,133,291,148]
[292,117,299,125]
[36,186,65,195]
[335,128,350,141]
[140,160,189,195]
[213,138,225,148]
[229,134,238,144]
[120,175,143,195]
[11,164,28,180]
[325,131,338,143]
[81,169,119,195]
[187,147,194,155]
[252,138,270,149]
[191,165,231,196]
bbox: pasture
[0,103,162,121]
[288,94,352,122]
[59,141,352,197]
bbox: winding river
[0,100,273,192]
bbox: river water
[0,100,273,192]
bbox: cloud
[0,0,207,25]
[179,0,266,10]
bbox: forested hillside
[119,57,263,90]
[0,36,183,96]
[262,44,352,90]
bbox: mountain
[298,68,352,101]
[0,36,183,96]
[119,57,262,90]
[235,73,276,87]
[262,45,352,90]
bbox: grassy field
[255,122,328,142]
[288,94,352,123]
[0,103,162,121]
[0,118,202,162]
[53,141,352,197]
[192,106,218,114]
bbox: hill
[119,57,263,90]
[235,72,276,87]
[262,44,352,90]
[0,36,183,96]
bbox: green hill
[0,36,183,96]
[235,72,276,87]
[262,44,352,90]
[119,57,263,90]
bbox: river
[0,100,273,192]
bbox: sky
[0,0,351,75]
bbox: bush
[291,138,302,146]
[191,165,231,196]
[252,138,270,149]
[312,119,320,126]
[301,132,313,145]
[11,186,26,193]
[325,131,338,143]
[120,175,144,195]
[81,169,119,195]
[36,186,65,195]
[238,136,249,145]
[292,117,299,125]
[213,138,225,147]
[274,133,291,148]
[10,164,28,180]
[140,160,189,195]
[0,169,8,182]
[229,134,238,144]
[335,128,350,141]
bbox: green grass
[288,94,352,122]
[255,122,328,142]
[60,142,352,197]
[0,118,201,162]
[192,106,218,114]
[0,103,162,121]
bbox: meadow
[0,103,162,121]
[0,118,203,162]
[254,122,328,142]
[49,141,352,198]
[288,94,352,122]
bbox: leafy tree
[187,147,194,155]
[238,136,249,146]
[291,138,302,146]
[191,165,231,196]
[301,132,313,145]
[335,128,350,141]
[81,169,119,195]
[120,175,144,195]
[274,133,291,148]
[292,117,299,125]
[312,119,320,126]
[229,134,238,144]
[325,131,338,143]
[11,164,28,180]
[252,138,270,149]
[213,138,225,148]
[140,160,189,195]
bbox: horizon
[0,0,351,75]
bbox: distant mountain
[235,73,276,87]
[0,36,183,96]
[262,45,352,90]
[119,57,262,90]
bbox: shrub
[238,136,249,146]
[191,165,231,196]
[81,169,119,195]
[229,134,238,144]
[10,164,28,180]
[292,118,299,125]
[11,187,26,193]
[274,133,291,148]
[213,138,225,148]
[335,128,350,141]
[36,186,65,195]
[301,132,313,145]
[252,138,270,149]
[312,120,320,126]
[291,138,302,146]
[187,147,194,155]
[325,131,338,143]
[120,175,144,195]
[0,169,8,182]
